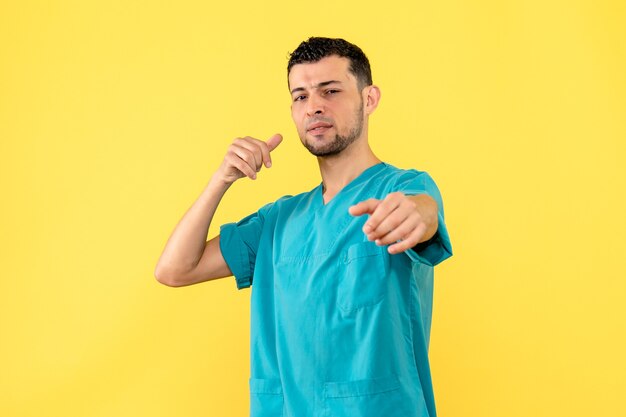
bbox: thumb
[266,133,283,152]
[349,198,380,217]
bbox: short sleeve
[394,170,453,267]
[219,202,274,290]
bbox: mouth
[307,122,333,135]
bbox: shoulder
[376,162,434,189]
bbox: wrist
[207,173,232,194]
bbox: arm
[154,134,283,287]
[348,192,438,254]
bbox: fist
[217,134,282,184]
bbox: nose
[305,93,324,116]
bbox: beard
[302,99,364,157]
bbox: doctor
[155,37,453,417]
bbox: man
[155,37,453,417]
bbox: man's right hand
[155,133,283,287]
[216,134,283,185]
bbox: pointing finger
[349,198,380,217]
[363,193,402,236]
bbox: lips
[307,122,333,133]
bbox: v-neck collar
[315,162,387,208]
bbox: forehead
[288,55,356,90]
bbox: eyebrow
[290,80,342,95]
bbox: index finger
[363,195,402,233]
[349,199,380,217]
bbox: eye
[325,89,340,95]
[293,95,307,102]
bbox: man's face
[288,55,366,157]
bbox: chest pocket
[337,241,391,313]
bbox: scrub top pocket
[249,378,284,417]
[337,241,390,312]
[323,374,411,417]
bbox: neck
[318,138,381,203]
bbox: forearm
[155,175,230,278]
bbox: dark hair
[287,37,373,90]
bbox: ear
[363,85,381,115]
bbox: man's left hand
[349,192,438,254]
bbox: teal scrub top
[219,162,453,417]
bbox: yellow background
[1,1,625,416]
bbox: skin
[154,55,438,287]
